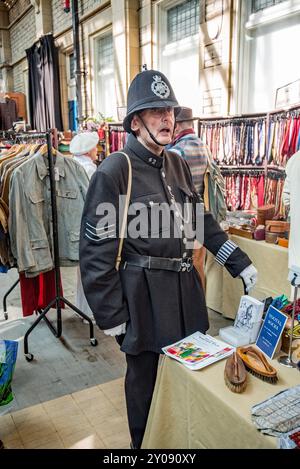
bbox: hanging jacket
[9,151,89,276]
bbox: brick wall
[52,0,107,36]
[12,61,25,93]
[52,0,72,35]
[10,8,36,64]
[8,0,31,24]
[82,0,104,14]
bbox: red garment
[244,176,251,210]
[19,269,65,317]
[257,176,265,207]
[281,119,291,157]
[289,117,300,157]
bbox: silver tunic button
[175,211,179,217]
[182,252,187,258]
[180,224,184,231]
[161,171,166,178]
[183,238,187,244]
[181,266,186,272]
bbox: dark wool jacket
[80,134,251,355]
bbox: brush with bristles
[237,346,278,384]
[224,351,247,393]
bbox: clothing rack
[2,130,98,360]
[108,122,124,132]
[2,278,20,321]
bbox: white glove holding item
[239,264,258,293]
[103,322,126,336]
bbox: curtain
[26,34,63,131]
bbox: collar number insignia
[151,75,170,99]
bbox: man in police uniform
[79,70,257,449]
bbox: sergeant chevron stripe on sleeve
[84,220,116,243]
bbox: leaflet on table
[162,332,234,370]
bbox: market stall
[206,235,290,319]
[142,353,300,449]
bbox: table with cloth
[141,353,300,449]
[205,235,290,319]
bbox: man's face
[131,107,175,147]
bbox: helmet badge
[151,75,170,99]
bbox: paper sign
[256,305,288,359]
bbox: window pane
[95,33,116,118]
[167,0,200,43]
[252,0,287,13]
[97,34,114,73]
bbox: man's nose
[161,109,174,120]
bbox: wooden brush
[224,352,247,393]
[237,346,278,384]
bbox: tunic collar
[126,134,163,168]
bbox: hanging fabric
[26,34,63,132]
[19,269,65,317]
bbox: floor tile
[71,385,102,403]
[93,415,129,440]
[61,429,106,449]
[102,432,131,449]
[2,438,24,449]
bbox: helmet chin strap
[139,115,169,147]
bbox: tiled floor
[0,378,130,449]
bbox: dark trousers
[125,351,159,449]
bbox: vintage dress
[80,134,251,355]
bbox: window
[252,0,287,13]
[95,32,116,119]
[158,0,201,116]
[167,0,200,43]
[236,0,300,113]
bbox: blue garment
[0,340,18,406]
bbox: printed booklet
[162,332,234,370]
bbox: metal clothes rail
[1,130,98,360]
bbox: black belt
[121,253,193,272]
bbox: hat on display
[123,69,180,133]
[175,107,198,122]
[70,132,99,155]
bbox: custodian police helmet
[123,69,180,134]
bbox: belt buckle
[180,257,193,272]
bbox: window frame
[92,28,116,119]
[155,0,200,71]
[234,0,300,114]
[246,0,300,29]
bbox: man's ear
[130,114,140,133]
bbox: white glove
[103,322,126,336]
[239,264,258,293]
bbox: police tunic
[80,134,251,355]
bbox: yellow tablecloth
[142,353,300,449]
[205,235,290,319]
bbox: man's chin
[158,134,172,145]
